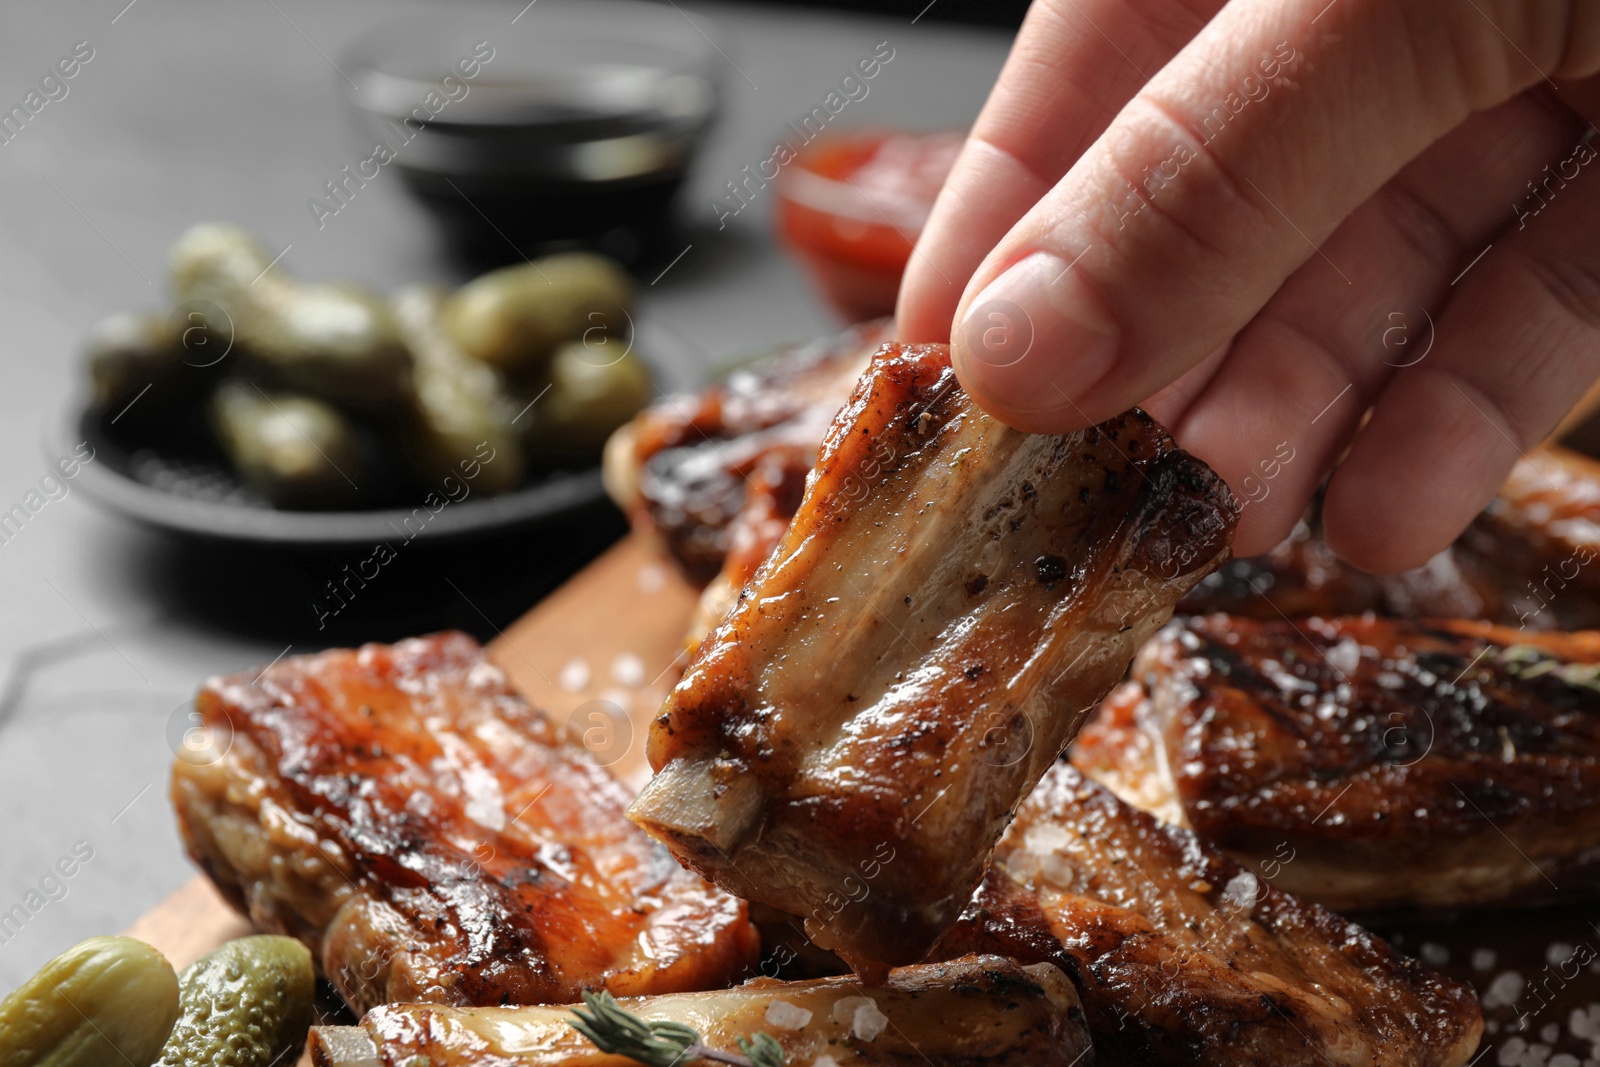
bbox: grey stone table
[0,0,1008,986]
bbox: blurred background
[0,0,1013,987]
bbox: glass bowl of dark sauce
[342,2,722,268]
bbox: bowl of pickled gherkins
[70,223,678,545]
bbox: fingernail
[954,251,1119,425]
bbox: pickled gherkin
[84,311,205,425]
[152,936,314,1067]
[392,284,524,492]
[0,935,179,1067]
[523,338,653,457]
[169,223,412,408]
[442,252,633,372]
[209,380,364,508]
[83,222,659,511]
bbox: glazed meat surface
[311,954,1091,1067]
[934,763,1483,1067]
[1073,615,1600,911]
[603,320,888,585]
[1183,446,1600,628]
[628,342,1237,969]
[171,633,758,1015]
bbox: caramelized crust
[1074,615,1600,911]
[604,321,888,584]
[629,342,1237,968]
[1183,446,1600,629]
[935,763,1483,1067]
[171,633,758,1015]
[311,955,1092,1067]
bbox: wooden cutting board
[118,520,1600,1062]
[123,530,696,972]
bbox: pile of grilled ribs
[173,325,1600,1067]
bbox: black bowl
[65,326,701,549]
[66,406,608,548]
[340,2,723,268]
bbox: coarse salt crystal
[1570,1002,1600,1039]
[1220,871,1257,913]
[559,658,590,692]
[850,1000,888,1042]
[832,997,871,1025]
[638,563,667,593]
[1326,637,1361,676]
[1023,823,1072,855]
[612,653,646,687]
[1037,853,1075,889]
[833,995,888,1041]
[1483,970,1525,1011]
[765,999,812,1030]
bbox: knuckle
[1555,2,1600,77]
[1085,92,1279,272]
[1431,366,1542,455]
[1251,314,1384,409]
[1375,180,1465,271]
[1519,245,1600,331]
[1421,1,1577,105]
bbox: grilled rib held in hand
[629,341,1238,968]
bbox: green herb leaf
[569,991,699,1067]
[735,1032,786,1067]
[567,991,787,1067]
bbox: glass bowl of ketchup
[775,128,962,322]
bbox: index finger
[895,0,1221,345]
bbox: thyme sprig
[568,990,786,1067]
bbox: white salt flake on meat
[765,999,812,1030]
[1023,823,1072,855]
[1037,853,1075,888]
[850,1000,888,1041]
[1220,871,1258,913]
[437,733,506,832]
[1326,636,1362,676]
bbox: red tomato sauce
[776,129,962,322]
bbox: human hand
[897,0,1600,572]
